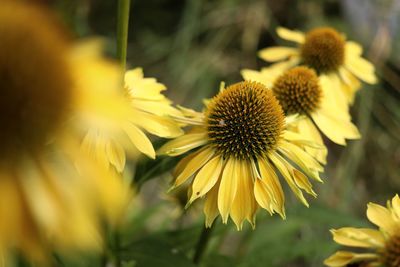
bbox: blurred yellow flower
[158,81,324,230]
[0,2,127,263]
[252,27,377,104]
[242,66,360,164]
[81,68,183,173]
[325,195,400,267]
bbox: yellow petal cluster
[325,195,400,267]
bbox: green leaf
[121,231,196,267]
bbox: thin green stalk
[193,225,214,265]
[117,0,131,72]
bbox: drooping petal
[230,161,257,230]
[123,123,155,159]
[189,155,224,203]
[295,118,327,164]
[254,178,274,215]
[204,180,220,228]
[173,148,215,188]
[257,157,285,217]
[276,27,305,43]
[338,67,361,104]
[319,74,349,118]
[218,158,238,224]
[269,152,309,207]
[105,139,126,172]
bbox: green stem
[117,0,131,71]
[193,225,214,265]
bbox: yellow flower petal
[293,169,317,197]
[258,47,299,62]
[311,110,360,145]
[173,148,214,188]
[204,180,220,228]
[172,150,201,178]
[230,162,257,230]
[324,251,379,267]
[367,202,397,234]
[132,111,183,138]
[218,158,238,224]
[295,118,327,164]
[257,158,285,217]
[158,132,208,156]
[189,155,224,203]
[345,41,363,57]
[241,69,274,87]
[254,178,274,215]
[338,67,361,104]
[345,56,377,84]
[269,152,309,207]
[276,27,305,43]
[391,194,400,219]
[331,227,385,248]
[131,98,182,117]
[122,123,155,159]
[105,139,126,173]
[125,68,166,100]
[280,140,323,175]
[319,74,349,118]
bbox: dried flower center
[272,67,322,115]
[0,3,73,159]
[383,234,400,267]
[206,81,285,160]
[301,27,345,73]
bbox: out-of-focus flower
[0,1,128,262]
[242,66,360,164]
[81,68,183,173]
[158,81,324,230]
[252,27,377,104]
[325,195,400,267]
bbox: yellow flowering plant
[1,1,395,267]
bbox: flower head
[250,26,377,104]
[0,1,127,262]
[242,66,360,164]
[81,68,183,173]
[159,81,324,230]
[325,195,400,267]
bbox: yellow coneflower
[242,66,360,164]
[325,195,400,267]
[158,81,324,230]
[254,27,377,104]
[81,68,183,173]
[0,2,127,262]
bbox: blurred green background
[49,0,400,266]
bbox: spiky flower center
[0,3,72,160]
[301,27,345,73]
[383,234,400,267]
[206,81,285,160]
[272,66,322,115]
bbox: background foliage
[47,0,400,266]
